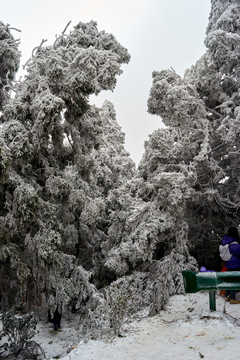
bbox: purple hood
[222,235,239,245]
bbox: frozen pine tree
[0,20,134,319]
[145,0,240,269]
[184,0,240,265]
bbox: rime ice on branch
[146,0,240,270]
[0,21,133,319]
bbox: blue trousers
[54,322,61,331]
[225,290,237,300]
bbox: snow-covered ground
[31,292,240,360]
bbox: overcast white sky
[2,0,211,165]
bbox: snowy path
[34,293,240,360]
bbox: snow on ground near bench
[32,292,240,360]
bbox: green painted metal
[209,290,216,311]
[182,270,240,311]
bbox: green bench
[182,270,240,311]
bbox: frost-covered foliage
[93,92,200,309]
[0,20,134,321]
[0,22,20,110]
[182,0,240,264]
[145,0,240,269]
[0,311,45,359]
[99,169,197,314]
[92,100,136,195]
[148,70,207,126]
[205,0,240,73]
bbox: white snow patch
[26,292,240,359]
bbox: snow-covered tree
[183,0,240,264]
[0,22,20,110]
[144,0,240,269]
[0,20,134,316]
[99,72,201,313]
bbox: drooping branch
[214,194,240,221]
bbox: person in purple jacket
[220,227,240,304]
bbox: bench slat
[182,270,240,311]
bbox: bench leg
[209,290,216,311]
